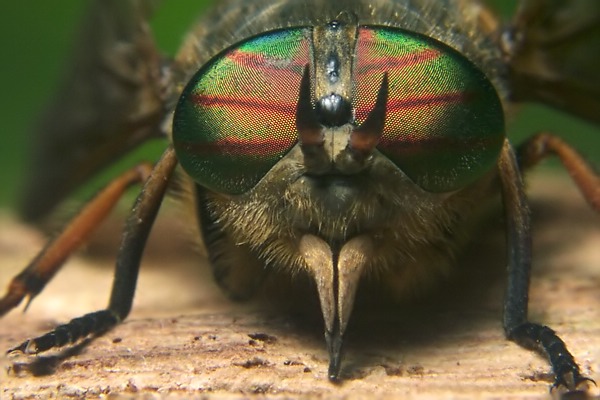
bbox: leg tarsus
[7,310,119,355]
[0,278,30,317]
[508,322,592,392]
[0,261,53,317]
[552,374,596,394]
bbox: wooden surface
[1,171,599,399]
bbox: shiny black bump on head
[316,93,353,127]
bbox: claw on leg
[0,278,31,317]
[552,371,596,394]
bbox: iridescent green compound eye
[173,28,310,194]
[354,27,505,192]
[174,24,505,195]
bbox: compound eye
[354,27,505,192]
[173,28,311,194]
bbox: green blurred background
[0,1,598,211]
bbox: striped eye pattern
[173,28,311,194]
[173,25,504,194]
[353,27,504,192]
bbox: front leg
[7,146,178,355]
[498,139,592,392]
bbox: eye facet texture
[354,27,505,192]
[174,25,505,194]
[174,28,311,194]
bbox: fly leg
[5,146,178,355]
[0,164,153,317]
[517,132,600,211]
[498,139,593,391]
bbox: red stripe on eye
[387,92,471,112]
[379,132,502,148]
[176,136,297,157]
[356,48,440,74]
[189,94,297,116]
[355,92,471,120]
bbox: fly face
[1,0,599,394]
[172,9,506,377]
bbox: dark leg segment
[498,139,591,391]
[8,311,118,354]
[509,324,586,390]
[107,146,177,318]
[7,146,178,355]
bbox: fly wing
[20,0,166,222]
[505,0,600,124]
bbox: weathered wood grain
[1,171,599,399]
